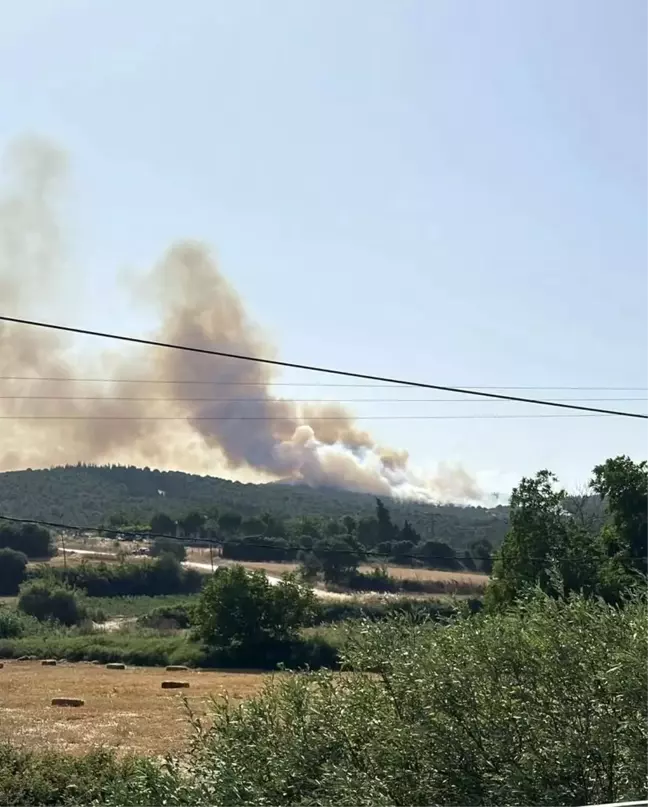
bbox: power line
[0,376,645,391]
[0,414,617,421]
[0,315,645,419]
[0,395,643,403]
[0,514,495,574]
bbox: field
[185,549,489,589]
[0,660,268,756]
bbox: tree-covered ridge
[0,464,509,550]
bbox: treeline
[0,463,510,549]
[487,456,647,609]
[0,523,53,558]
[141,499,494,581]
[33,557,203,598]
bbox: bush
[192,565,317,662]
[0,608,38,639]
[137,604,192,630]
[151,537,186,562]
[175,590,647,806]
[0,524,53,559]
[0,744,174,806]
[34,557,203,597]
[0,548,28,595]
[18,581,86,626]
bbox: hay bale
[106,662,126,670]
[161,680,190,689]
[165,665,188,672]
[51,697,85,708]
[90,659,101,664]
[0,662,4,669]
[16,655,37,662]
[41,659,57,666]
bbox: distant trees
[151,536,186,562]
[0,548,28,595]
[150,513,176,536]
[41,557,203,597]
[0,524,53,559]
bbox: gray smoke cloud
[0,137,483,503]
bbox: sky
[0,0,645,498]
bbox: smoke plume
[0,137,483,502]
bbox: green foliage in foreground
[173,592,647,806]
[0,591,644,806]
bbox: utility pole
[60,531,67,571]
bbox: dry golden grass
[186,550,489,588]
[0,660,268,756]
[359,565,488,587]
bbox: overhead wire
[0,315,645,419]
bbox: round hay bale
[41,659,57,666]
[0,662,4,669]
[165,665,188,672]
[51,697,85,708]
[106,662,126,670]
[16,655,36,662]
[161,680,190,689]
[90,659,101,664]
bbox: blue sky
[0,0,645,495]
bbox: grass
[0,660,268,756]
[81,594,199,619]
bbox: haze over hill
[0,464,509,550]
[0,137,482,504]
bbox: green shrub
[0,608,38,639]
[176,590,647,806]
[0,548,28,596]
[193,566,316,660]
[18,582,86,626]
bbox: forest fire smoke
[0,137,482,502]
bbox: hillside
[0,464,510,549]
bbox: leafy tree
[297,550,322,583]
[486,470,600,610]
[0,524,53,559]
[151,536,186,562]
[218,511,242,535]
[240,515,266,535]
[180,510,205,537]
[376,498,397,545]
[592,456,647,576]
[150,512,176,536]
[416,539,460,570]
[18,581,85,626]
[0,547,28,595]
[469,538,494,574]
[400,519,420,545]
[390,540,415,564]
[193,565,316,657]
[356,515,379,548]
[342,515,357,536]
[462,549,477,572]
[313,536,364,584]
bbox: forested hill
[0,464,510,550]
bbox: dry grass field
[0,660,268,756]
[185,549,488,588]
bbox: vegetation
[18,581,86,627]
[486,455,647,610]
[0,548,28,595]
[32,556,203,597]
[0,523,53,559]
[151,535,187,562]
[0,464,509,549]
[192,566,318,666]
[0,589,644,806]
